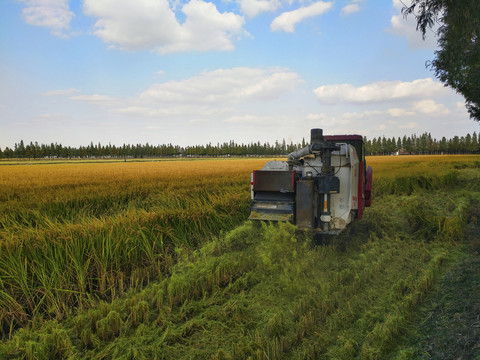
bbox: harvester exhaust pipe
[287,128,325,162]
[310,128,324,144]
[287,146,310,162]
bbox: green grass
[1,156,479,359]
[389,193,480,360]
[2,171,479,359]
[392,252,480,360]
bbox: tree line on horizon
[365,132,479,156]
[1,131,479,159]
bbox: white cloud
[271,1,333,33]
[413,99,450,115]
[70,67,302,118]
[387,108,415,117]
[36,112,70,120]
[399,121,418,129]
[223,114,273,123]
[70,94,118,106]
[83,0,245,53]
[42,88,80,96]
[306,113,328,121]
[163,0,245,53]
[306,98,458,140]
[139,67,302,104]
[114,105,225,118]
[313,78,447,104]
[20,0,74,37]
[340,3,360,16]
[305,111,378,136]
[308,78,456,139]
[240,0,280,18]
[388,0,437,49]
[29,112,74,126]
[83,0,179,51]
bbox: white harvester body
[249,129,372,235]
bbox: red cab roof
[324,134,364,142]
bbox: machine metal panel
[253,171,295,192]
[249,201,294,222]
[295,179,314,229]
[316,176,340,194]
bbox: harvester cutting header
[249,128,372,234]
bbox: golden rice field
[0,155,479,359]
[0,159,267,330]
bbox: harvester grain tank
[249,128,372,234]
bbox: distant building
[395,149,411,155]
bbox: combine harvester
[249,128,372,235]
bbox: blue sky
[1,0,478,147]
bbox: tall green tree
[472,131,479,152]
[439,136,447,154]
[15,140,25,158]
[403,0,480,121]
